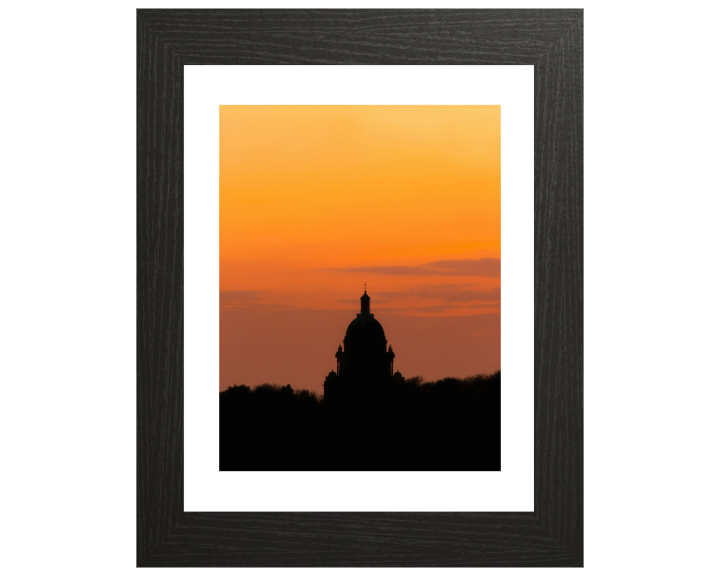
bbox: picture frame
[137,8,583,567]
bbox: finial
[364,282,367,293]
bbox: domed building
[324,290,402,399]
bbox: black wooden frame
[137,9,583,567]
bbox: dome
[332,290,395,385]
[343,290,387,354]
[344,313,387,353]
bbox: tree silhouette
[220,371,500,471]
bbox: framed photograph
[137,8,583,567]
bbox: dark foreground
[220,371,500,471]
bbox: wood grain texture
[137,9,583,567]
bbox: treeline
[220,371,500,471]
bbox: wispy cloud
[377,286,500,304]
[220,291,266,306]
[336,285,500,316]
[220,291,305,311]
[324,258,500,278]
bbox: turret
[335,344,344,374]
[360,290,370,315]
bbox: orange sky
[220,105,500,393]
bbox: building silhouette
[324,290,404,399]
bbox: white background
[184,65,533,512]
[1,0,719,574]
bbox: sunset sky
[220,105,500,393]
